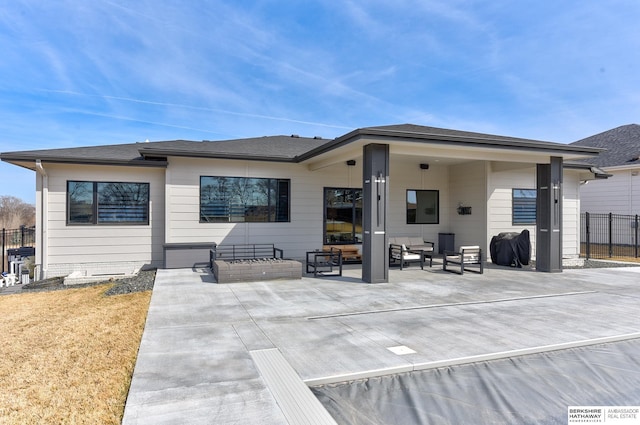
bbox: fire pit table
[210,243,302,283]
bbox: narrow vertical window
[68,181,94,223]
[324,188,362,244]
[513,188,537,225]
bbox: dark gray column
[362,143,389,283]
[536,156,563,272]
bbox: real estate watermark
[568,406,640,424]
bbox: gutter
[1,155,168,168]
[564,163,613,179]
[35,160,47,280]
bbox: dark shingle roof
[139,135,328,161]
[298,123,602,160]
[0,135,328,168]
[365,123,548,143]
[570,124,640,167]
[1,124,602,169]
[1,143,154,166]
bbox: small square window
[407,190,439,224]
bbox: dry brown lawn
[0,285,151,424]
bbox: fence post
[633,214,638,258]
[608,213,613,258]
[1,228,5,274]
[585,212,590,260]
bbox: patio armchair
[389,243,425,270]
[306,247,343,277]
[443,245,484,275]
[389,237,434,267]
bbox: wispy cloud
[40,89,355,130]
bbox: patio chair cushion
[443,245,483,274]
[402,252,422,261]
[389,237,411,247]
[459,246,481,262]
[407,237,434,252]
[389,237,434,252]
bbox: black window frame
[512,188,537,225]
[324,187,363,245]
[406,189,440,224]
[199,176,291,223]
[67,180,150,225]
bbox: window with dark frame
[512,188,537,225]
[200,176,290,223]
[67,181,150,225]
[406,189,439,224]
[324,188,362,244]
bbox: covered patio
[302,125,603,282]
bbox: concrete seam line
[306,291,598,320]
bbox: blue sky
[1,1,639,204]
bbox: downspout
[35,160,47,280]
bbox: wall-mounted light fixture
[457,204,472,215]
[346,160,356,166]
[419,163,429,170]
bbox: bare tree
[0,196,35,229]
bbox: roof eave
[296,128,604,161]
[564,163,613,179]
[0,155,168,168]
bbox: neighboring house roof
[1,123,602,170]
[570,124,640,168]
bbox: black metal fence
[1,226,36,273]
[581,213,639,260]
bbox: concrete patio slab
[122,264,640,424]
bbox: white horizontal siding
[38,154,587,274]
[487,163,537,259]
[165,157,357,259]
[563,171,581,258]
[448,162,487,250]
[41,163,165,275]
[580,171,640,215]
[387,159,450,241]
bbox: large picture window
[67,181,150,225]
[324,188,362,244]
[513,188,537,225]
[200,176,290,222]
[407,189,439,224]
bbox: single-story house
[570,124,640,215]
[1,124,604,283]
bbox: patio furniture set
[209,238,483,282]
[307,238,484,277]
